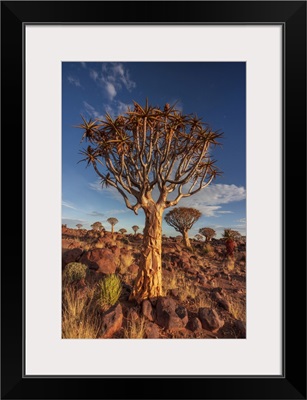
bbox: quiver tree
[107,217,118,234]
[223,228,241,241]
[199,227,216,242]
[132,225,139,235]
[223,228,240,257]
[91,221,103,231]
[119,228,127,235]
[78,100,222,302]
[76,223,83,229]
[164,207,201,249]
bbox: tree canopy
[132,225,139,233]
[79,100,222,214]
[165,207,202,233]
[199,227,216,241]
[164,207,201,249]
[91,221,103,231]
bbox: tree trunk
[111,225,114,234]
[129,204,163,302]
[182,230,192,249]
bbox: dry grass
[123,316,146,339]
[163,274,178,292]
[119,252,135,272]
[163,270,208,305]
[94,242,105,249]
[62,285,101,338]
[178,281,197,302]
[203,243,215,257]
[228,298,246,321]
[225,257,235,271]
[194,293,213,309]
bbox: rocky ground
[62,226,246,339]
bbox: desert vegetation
[62,224,246,338]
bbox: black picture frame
[1,1,306,399]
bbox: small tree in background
[199,227,216,242]
[119,228,127,235]
[132,225,139,235]
[107,217,118,234]
[91,221,103,231]
[76,223,83,229]
[223,228,241,240]
[78,100,222,302]
[230,230,242,241]
[164,207,201,249]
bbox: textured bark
[182,230,192,249]
[129,204,163,302]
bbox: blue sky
[62,62,246,238]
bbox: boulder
[187,317,203,332]
[198,307,224,332]
[156,297,188,330]
[128,264,139,274]
[145,322,160,339]
[214,293,230,312]
[233,320,246,338]
[80,248,118,274]
[127,308,139,322]
[142,300,155,322]
[101,304,123,338]
[62,248,83,268]
[170,288,179,297]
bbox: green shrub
[97,274,122,310]
[63,262,87,284]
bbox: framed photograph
[1,1,306,399]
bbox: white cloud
[179,184,246,217]
[105,82,117,100]
[89,62,136,100]
[237,217,246,223]
[62,200,77,210]
[196,205,223,217]
[90,69,99,81]
[89,180,136,206]
[83,101,104,119]
[116,101,133,115]
[105,209,129,216]
[67,75,81,87]
[89,180,103,192]
[87,211,105,217]
[84,100,132,120]
[90,181,245,218]
[104,101,133,117]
